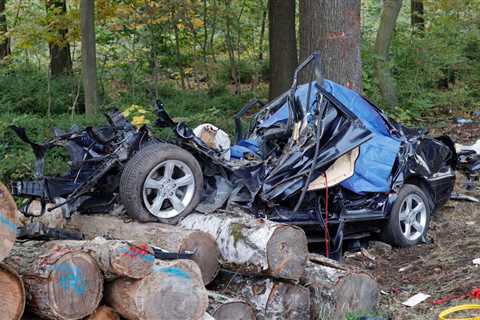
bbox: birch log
[45,238,155,279]
[0,263,25,320]
[0,183,16,261]
[208,291,255,320]
[301,254,379,320]
[105,259,208,320]
[180,211,308,280]
[87,305,121,320]
[212,271,310,320]
[24,211,220,285]
[4,241,103,320]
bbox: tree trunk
[180,211,308,281]
[105,259,208,320]
[301,254,379,320]
[80,0,98,115]
[47,238,155,279]
[207,291,255,320]
[300,0,362,91]
[46,0,73,76]
[0,0,10,59]
[4,241,103,320]
[87,305,121,320]
[22,211,220,285]
[268,0,298,99]
[374,0,402,109]
[258,5,267,61]
[411,0,425,32]
[0,183,16,262]
[211,271,311,320]
[0,263,25,320]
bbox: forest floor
[345,120,480,320]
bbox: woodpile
[5,191,380,319]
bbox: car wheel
[120,143,203,224]
[383,184,431,247]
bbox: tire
[383,184,431,247]
[120,143,203,224]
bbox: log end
[212,301,256,320]
[48,252,103,319]
[267,282,311,320]
[87,305,121,320]
[0,183,17,261]
[180,231,220,285]
[110,241,155,279]
[267,225,308,280]
[0,263,25,320]
[334,273,379,319]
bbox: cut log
[24,211,220,285]
[105,259,208,320]
[4,241,103,320]
[87,305,121,320]
[0,183,17,261]
[47,238,155,279]
[211,271,310,320]
[0,263,25,320]
[180,211,308,280]
[301,254,379,320]
[208,291,255,320]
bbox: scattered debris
[450,192,480,203]
[473,258,480,265]
[402,293,431,307]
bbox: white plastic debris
[473,258,480,265]
[193,123,231,160]
[402,293,431,307]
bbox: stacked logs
[7,193,379,319]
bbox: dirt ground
[344,122,480,320]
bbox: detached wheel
[383,184,431,247]
[120,143,203,224]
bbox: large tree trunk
[211,271,311,320]
[0,0,10,59]
[22,211,220,285]
[268,0,298,99]
[105,259,208,320]
[47,238,155,279]
[0,183,16,262]
[374,0,403,109]
[301,254,379,320]
[0,263,25,320]
[180,211,308,281]
[80,0,98,115]
[411,0,425,32]
[46,0,73,76]
[207,291,255,320]
[4,241,103,320]
[300,0,362,91]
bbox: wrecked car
[11,53,474,255]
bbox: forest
[0,0,480,182]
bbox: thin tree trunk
[411,0,425,33]
[374,0,403,108]
[258,4,267,61]
[268,0,298,99]
[46,0,73,76]
[80,0,98,115]
[173,9,186,89]
[0,0,10,59]
[300,0,362,91]
[223,0,240,94]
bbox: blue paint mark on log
[0,212,16,232]
[153,266,191,280]
[54,263,87,296]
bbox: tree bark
[0,263,25,320]
[300,0,362,91]
[105,259,208,320]
[22,211,220,285]
[47,238,155,279]
[211,271,311,320]
[301,254,379,320]
[0,0,10,59]
[374,0,402,109]
[0,183,16,262]
[4,241,103,320]
[80,0,98,115]
[46,0,73,76]
[411,0,425,32]
[207,291,255,320]
[258,5,267,61]
[180,211,308,281]
[87,305,121,320]
[268,0,298,99]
